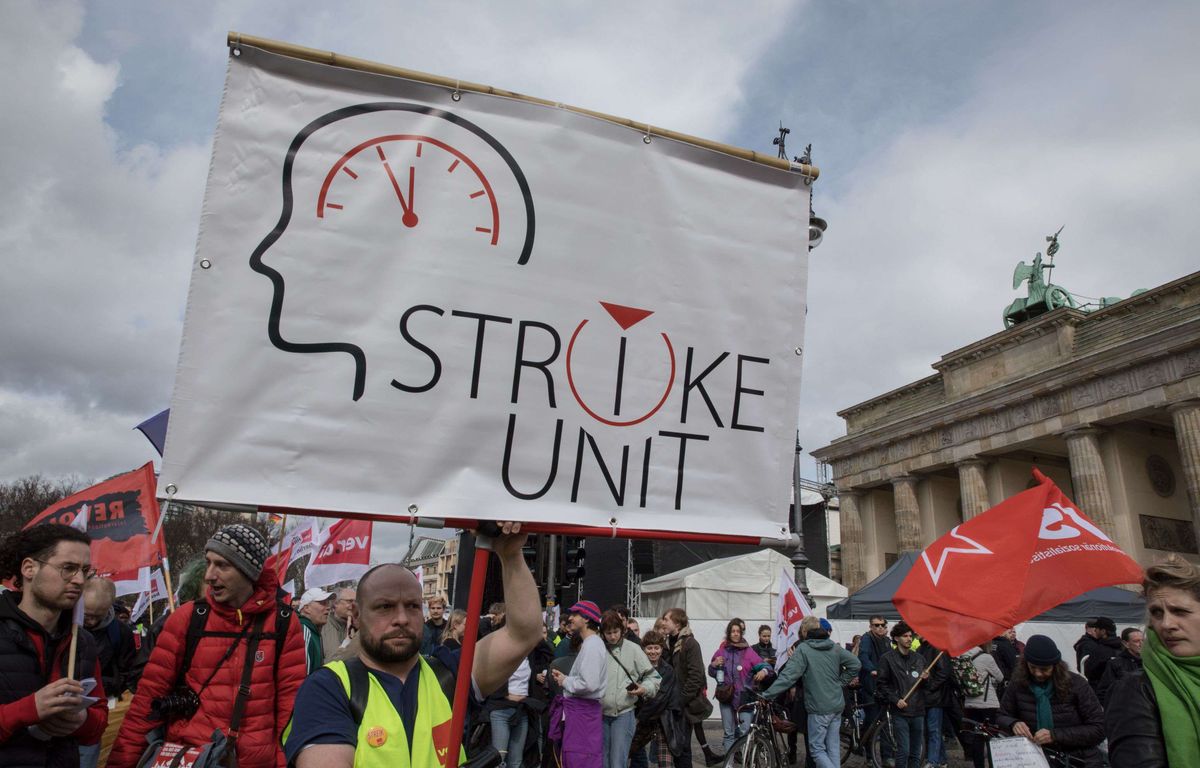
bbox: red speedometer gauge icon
[317,134,501,246]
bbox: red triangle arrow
[599,301,654,330]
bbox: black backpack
[180,599,294,681]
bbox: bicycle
[721,696,792,768]
[838,688,867,765]
[860,705,925,768]
[959,717,1088,768]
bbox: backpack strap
[345,657,372,725]
[272,600,293,677]
[426,654,457,704]
[228,612,269,744]
[343,654,458,726]
[180,601,211,678]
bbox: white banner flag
[111,567,151,597]
[149,568,167,601]
[283,520,321,566]
[305,518,373,588]
[772,567,812,669]
[130,591,150,624]
[160,43,809,538]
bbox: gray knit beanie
[205,524,269,581]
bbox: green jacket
[762,637,861,715]
[299,616,323,675]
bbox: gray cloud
[3,0,1197,535]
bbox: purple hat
[568,600,602,624]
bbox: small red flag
[24,463,166,576]
[265,544,294,588]
[894,469,1143,656]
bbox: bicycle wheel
[867,716,925,768]
[868,716,897,768]
[742,731,780,768]
[839,717,862,765]
[722,734,749,768]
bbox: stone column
[838,491,867,592]
[957,459,990,520]
[1169,400,1200,541]
[1064,427,1120,540]
[892,475,924,552]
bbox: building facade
[813,270,1200,591]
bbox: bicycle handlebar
[958,719,1087,768]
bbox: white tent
[639,549,848,621]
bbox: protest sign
[159,42,811,538]
[772,567,811,669]
[988,737,1051,768]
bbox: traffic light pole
[545,533,557,611]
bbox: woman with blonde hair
[441,608,468,650]
[1106,554,1200,767]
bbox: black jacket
[991,636,1018,681]
[632,659,687,757]
[1104,672,1167,768]
[857,632,892,698]
[86,615,137,697]
[1081,636,1122,689]
[1096,649,1142,707]
[996,671,1105,767]
[876,648,928,717]
[918,645,954,708]
[751,641,777,667]
[0,591,102,768]
[670,629,709,723]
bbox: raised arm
[471,522,542,696]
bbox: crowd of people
[0,519,1198,768]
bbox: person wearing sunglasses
[857,616,891,736]
[0,522,109,768]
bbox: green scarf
[1143,628,1200,767]
[1030,679,1054,732]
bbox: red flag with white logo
[894,468,1143,656]
[771,567,812,669]
[304,518,372,588]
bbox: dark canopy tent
[825,551,1145,623]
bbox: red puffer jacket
[108,566,305,768]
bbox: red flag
[894,468,1143,656]
[24,463,166,576]
[304,518,372,588]
[265,544,294,588]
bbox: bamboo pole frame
[226,32,820,181]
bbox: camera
[150,686,202,721]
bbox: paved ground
[694,720,977,768]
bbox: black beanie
[1023,634,1061,666]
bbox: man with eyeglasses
[323,587,357,662]
[0,523,109,768]
[857,617,893,743]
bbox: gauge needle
[381,157,419,228]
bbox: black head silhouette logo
[248,103,535,400]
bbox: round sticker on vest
[910,670,919,678]
[367,726,387,748]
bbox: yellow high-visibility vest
[284,657,464,768]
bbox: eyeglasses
[35,559,95,581]
[870,622,888,628]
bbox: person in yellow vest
[283,522,542,768]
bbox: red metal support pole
[444,546,491,767]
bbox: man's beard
[362,628,420,664]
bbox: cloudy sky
[3,1,1198,557]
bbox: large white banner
[161,44,810,539]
